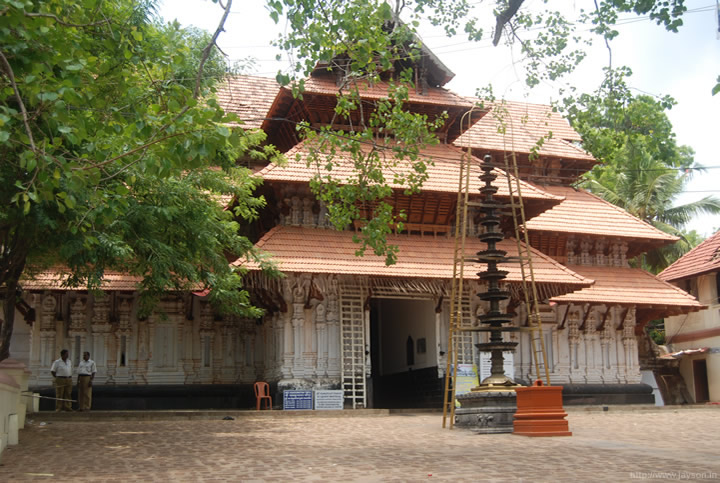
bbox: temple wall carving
[15,283,641,389]
[566,236,628,267]
[513,303,641,385]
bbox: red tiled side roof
[259,141,562,201]
[454,100,595,162]
[236,225,591,288]
[216,75,280,129]
[550,266,703,311]
[658,230,720,281]
[525,186,678,242]
[20,269,144,291]
[301,76,474,108]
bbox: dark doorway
[693,359,709,403]
[369,298,442,409]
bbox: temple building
[9,45,704,409]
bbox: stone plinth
[0,359,31,428]
[0,372,20,453]
[454,391,517,434]
[513,381,571,437]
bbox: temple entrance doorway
[369,297,442,408]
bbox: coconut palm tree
[579,135,720,272]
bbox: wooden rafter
[557,303,571,330]
[578,303,594,331]
[616,306,630,331]
[596,305,612,332]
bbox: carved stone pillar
[132,317,149,384]
[600,316,613,383]
[90,296,112,383]
[290,196,302,226]
[580,239,592,266]
[38,295,58,382]
[292,314,304,378]
[584,310,601,383]
[566,238,577,265]
[220,319,236,383]
[211,319,223,383]
[199,303,214,383]
[567,310,581,383]
[317,200,329,228]
[68,298,88,366]
[272,313,283,378]
[594,239,607,266]
[326,277,341,378]
[622,308,639,383]
[316,303,328,378]
[619,242,628,267]
[112,300,132,384]
[302,197,315,227]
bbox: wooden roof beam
[557,303,571,330]
[578,303,596,331]
[616,306,631,331]
[596,305,613,332]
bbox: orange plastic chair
[254,381,272,410]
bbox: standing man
[50,349,73,412]
[77,351,97,411]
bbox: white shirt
[50,358,73,377]
[77,359,97,376]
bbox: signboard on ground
[314,390,344,410]
[283,390,313,410]
[453,364,480,396]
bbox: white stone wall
[513,303,641,385]
[11,281,644,391]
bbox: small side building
[658,230,720,403]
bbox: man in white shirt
[50,349,73,411]
[77,351,97,411]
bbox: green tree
[0,0,279,361]
[567,83,720,271]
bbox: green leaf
[39,92,59,102]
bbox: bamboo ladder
[441,105,551,429]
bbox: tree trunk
[0,276,19,362]
[0,253,27,362]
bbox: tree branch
[194,0,232,99]
[24,12,111,28]
[493,0,526,46]
[594,0,613,71]
[0,49,36,152]
[73,129,206,171]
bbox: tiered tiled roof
[550,266,704,316]
[20,269,144,291]
[658,230,720,281]
[259,141,563,201]
[236,225,590,290]
[216,75,279,129]
[454,100,595,162]
[525,186,678,242]
[298,76,473,108]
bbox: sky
[158,0,720,237]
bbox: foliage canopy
[0,0,280,360]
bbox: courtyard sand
[1,407,719,482]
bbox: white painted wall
[8,311,31,367]
[665,271,720,402]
